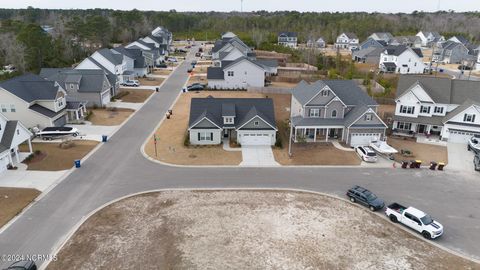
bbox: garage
[349,133,381,147]
[448,130,479,144]
[53,115,67,127]
[0,154,10,174]
[101,92,111,106]
[239,132,273,146]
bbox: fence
[247,87,293,94]
[374,97,395,105]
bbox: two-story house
[359,37,387,51]
[368,32,394,44]
[432,41,470,64]
[278,32,298,48]
[112,46,149,78]
[0,112,32,174]
[393,75,480,143]
[188,97,277,146]
[125,40,162,66]
[389,36,422,48]
[207,58,268,89]
[151,26,173,48]
[0,73,70,128]
[211,33,253,65]
[416,31,445,47]
[290,80,387,147]
[379,45,425,74]
[334,32,359,51]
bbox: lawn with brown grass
[153,69,172,76]
[87,108,134,126]
[138,77,164,86]
[0,187,40,228]
[115,89,153,103]
[388,137,448,164]
[192,65,208,73]
[19,141,99,171]
[273,143,361,166]
[187,75,207,86]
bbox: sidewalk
[0,170,68,192]
[331,140,354,152]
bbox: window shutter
[210,132,213,141]
[473,115,476,122]
[198,132,200,141]
[412,107,415,114]
[464,114,467,122]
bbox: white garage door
[350,133,381,147]
[448,130,478,144]
[0,155,9,174]
[241,133,271,146]
[101,92,111,106]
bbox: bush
[84,111,93,121]
[34,150,42,155]
[275,136,283,148]
[183,133,190,146]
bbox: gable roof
[112,47,147,69]
[207,67,224,80]
[279,32,297,38]
[396,75,480,105]
[370,32,393,41]
[189,98,276,130]
[41,68,110,93]
[0,73,61,102]
[443,99,480,123]
[353,46,384,58]
[79,57,117,87]
[342,32,358,39]
[449,36,469,45]
[384,45,423,58]
[0,120,18,152]
[97,48,123,65]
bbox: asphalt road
[1,51,480,269]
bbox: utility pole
[241,0,243,12]
[288,121,293,157]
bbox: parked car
[5,260,37,270]
[467,135,480,154]
[187,84,206,91]
[122,80,139,87]
[346,185,385,211]
[458,65,472,70]
[167,57,178,62]
[155,63,167,68]
[355,146,378,162]
[195,52,201,57]
[385,203,443,239]
[474,153,480,172]
[35,127,79,140]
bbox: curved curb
[41,188,480,270]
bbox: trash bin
[429,161,437,170]
[168,109,173,115]
[438,162,446,171]
[409,160,416,168]
[156,87,159,92]
[102,135,108,142]
[401,160,408,169]
[415,160,422,168]
[74,160,81,168]
[166,112,170,119]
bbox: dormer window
[224,117,234,124]
[331,110,337,118]
[420,106,430,114]
[254,121,259,126]
[365,114,372,121]
[464,114,476,123]
[309,109,320,117]
[434,107,443,114]
[322,90,329,97]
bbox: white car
[167,57,178,62]
[467,135,480,154]
[355,146,378,162]
[385,203,443,239]
[122,80,139,87]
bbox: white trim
[442,105,480,124]
[325,96,347,108]
[188,116,222,130]
[303,85,335,106]
[347,108,388,128]
[236,115,277,131]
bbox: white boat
[370,139,398,154]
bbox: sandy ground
[87,108,134,126]
[192,65,208,73]
[138,77,164,86]
[48,190,478,270]
[0,187,40,228]
[153,69,172,76]
[187,75,207,86]
[270,81,298,88]
[115,89,153,103]
[378,105,395,122]
[388,137,448,164]
[19,141,99,171]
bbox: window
[420,106,430,114]
[309,108,320,117]
[434,107,444,114]
[227,71,234,77]
[10,104,16,113]
[365,114,372,121]
[70,84,74,89]
[399,105,415,114]
[224,117,233,124]
[331,110,337,118]
[198,132,213,141]
[17,129,20,135]
[464,114,476,123]
[254,121,259,126]
[1,104,6,113]
[396,122,412,130]
[322,90,329,96]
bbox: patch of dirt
[0,187,41,228]
[87,108,134,126]
[378,104,395,122]
[115,89,153,103]
[388,137,448,164]
[19,141,99,171]
[187,75,207,86]
[138,77,164,86]
[48,191,478,270]
[153,69,172,76]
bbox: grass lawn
[192,65,208,73]
[138,77,164,86]
[187,75,207,86]
[388,137,448,164]
[153,69,172,76]
[0,187,40,228]
[114,89,153,103]
[87,108,134,126]
[19,141,99,171]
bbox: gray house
[432,41,470,64]
[290,80,387,147]
[353,47,385,64]
[188,97,277,146]
[359,38,387,50]
[40,68,111,108]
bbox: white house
[112,46,149,77]
[0,113,32,174]
[393,75,480,143]
[416,31,445,47]
[379,45,425,74]
[207,58,266,89]
[368,32,394,43]
[278,32,298,48]
[334,32,359,50]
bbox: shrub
[183,133,190,146]
[84,111,93,121]
[275,136,283,148]
[34,150,42,155]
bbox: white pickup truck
[385,203,443,239]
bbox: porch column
[27,138,33,154]
[313,128,317,142]
[294,128,297,142]
[341,128,345,141]
[326,128,329,142]
[15,148,20,163]
[75,110,79,120]
[7,152,13,167]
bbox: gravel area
[48,190,478,270]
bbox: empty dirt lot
[0,187,40,228]
[48,190,478,270]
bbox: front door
[329,129,337,138]
[224,129,229,138]
[418,124,426,134]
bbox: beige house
[0,112,32,173]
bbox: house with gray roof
[290,80,387,146]
[0,73,69,129]
[188,97,277,146]
[40,68,111,108]
[211,33,253,64]
[393,75,480,143]
[359,37,387,51]
[352,47,385,64]
[389,36,422,48]
[379,45,425,74]
[335,32,359,51]
[368,32,394,44]
[432,41,470,64]
[278,32,298,48]
[0,112,32,174]
[112,46,149,77]
[416,31,445,47]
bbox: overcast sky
[2,0,478,13]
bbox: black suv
[474,153,480,172]
[5,260,37,270]
[346,185,385,211]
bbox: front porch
[293,127,345,143]
[1,139,33,171]
[66,101,88,124]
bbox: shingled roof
[0,73,61,102]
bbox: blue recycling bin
[102,135,108,142]
[74,160,81,168]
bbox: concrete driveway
[447,142,476,172]
[240,146,279,166]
